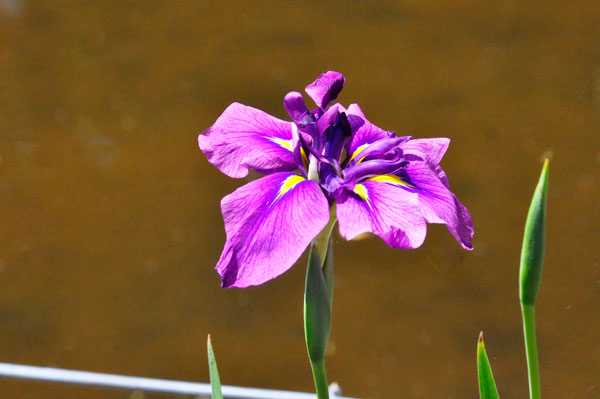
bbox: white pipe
[0,363,356,399]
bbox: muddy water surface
[1,1,599,398]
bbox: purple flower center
[289,105,417,200]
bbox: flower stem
[521,304,541,399]
[304,247,332,399]
[310,359,329,399]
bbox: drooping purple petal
[216,172,330,288]
[399,138,451,186]
[305,71,346,110]
[427,160,450,188]
[400,161,473,250]
[399,138,450,163]
[198,103,298,178]
[336,180,427,249]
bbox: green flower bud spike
[477,332,500,399]
[520,159,549,306]
[519,159,549,399]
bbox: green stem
[310,359,330,399]
[521,304,541,399]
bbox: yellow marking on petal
[369,174,415,188]
[348,143,369,163]
[274,174,305,202]
[353,183,373,210]
[269,137,294,152]
[300,146,308,169]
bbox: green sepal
[304,244,332,363]
[207,335,223,399]
[519,159,549,305]
[477,332,500,399]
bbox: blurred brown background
[1,1,599,398]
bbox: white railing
[0,362,357,399]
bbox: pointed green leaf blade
[519,159,549,305]
[207,335,223,399]
[477,332,500,399]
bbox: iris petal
[216,172,330,288]
[284,91,312,125]
[305,71,346,110]
[198,103,298,178]
[399,138,450,164]
[402,161,474,250]
[336,180,426,249]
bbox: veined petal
[216,172,330,288]
[399,138,450,163]
[399,161,473,249]
[399,138,451,187]
[336,179,426,249]
[305,71,345,109]
[198,103,298,178]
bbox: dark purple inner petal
[323,112,351,162]
[320,112,351,186]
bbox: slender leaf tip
[207,334,223,399]
[477,332,500,399]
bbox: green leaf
[519,159,549,305]
[477,332,500,399]
[304,244,332,363]
[207,335,223,399]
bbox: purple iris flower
[199,71,474,288]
